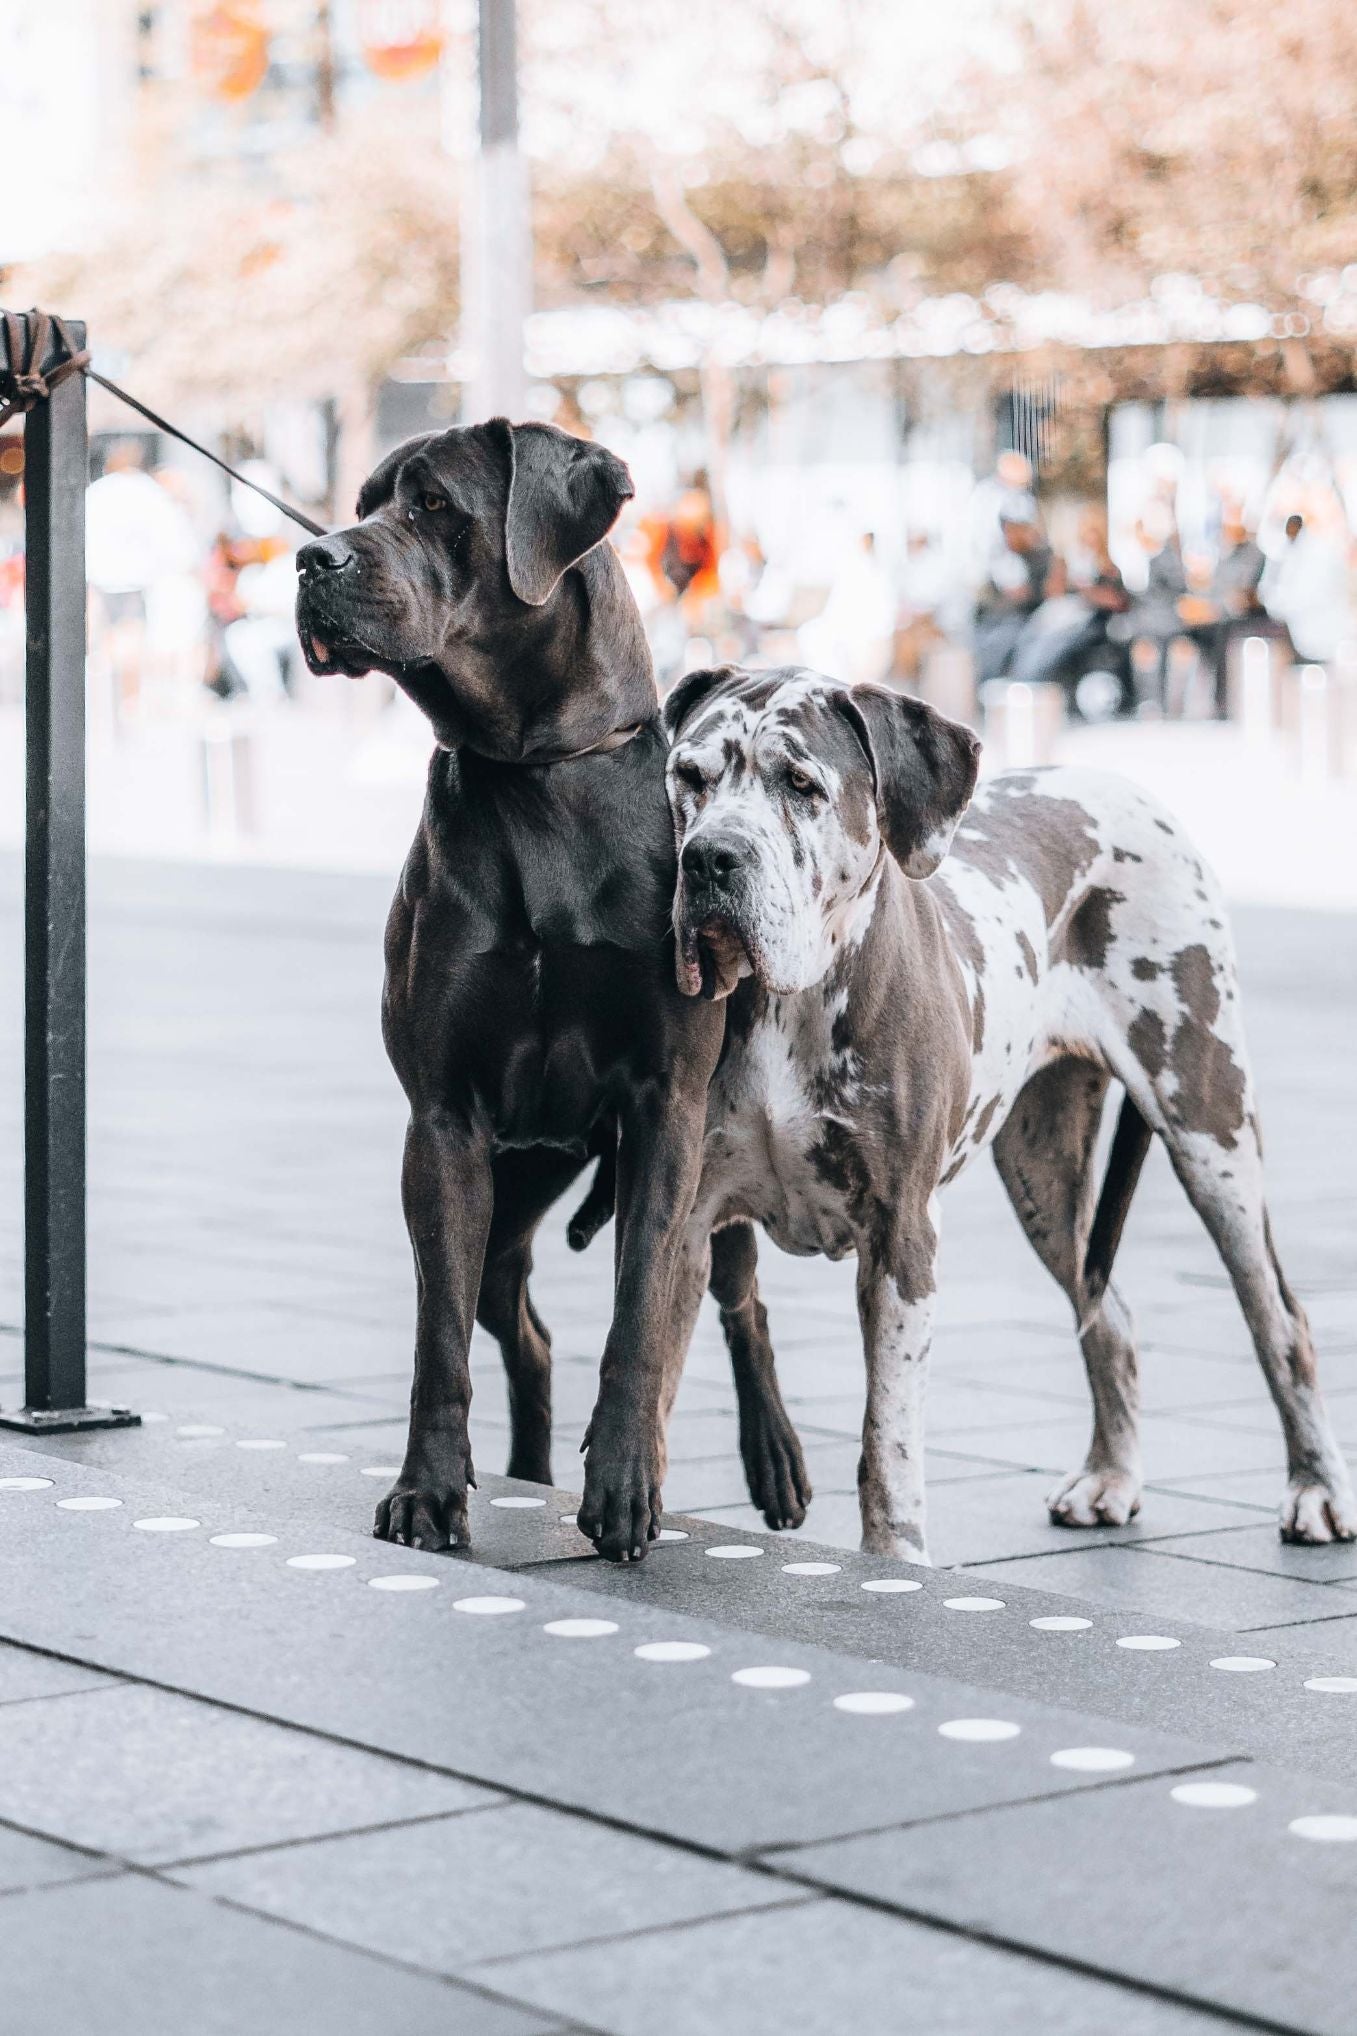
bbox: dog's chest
[703,998,859,1259]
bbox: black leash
[0,309,329,540]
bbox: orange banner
[191,1,271,102]
[358,0,443,81]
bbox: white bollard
[1239,635,1273,751]
[1296,664,1335,788]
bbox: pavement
[2,852,1357,2033]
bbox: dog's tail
[1081,1092,1153,1325]
[567,1143,617,1252]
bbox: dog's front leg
[578,1071,713,1563]
[857,1206,940,1565]
[376,1109,493,1551]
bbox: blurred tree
[984,0,1357,309]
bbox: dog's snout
[298,536,354,578]
[682,836,738,888]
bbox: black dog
[295,422,807,1557]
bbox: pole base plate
[0,1405,140,1434]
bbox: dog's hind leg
[992,1057,1145,1527]
[477,1148,590,1487]
[709,1221,812,1531]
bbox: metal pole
[0,313,136,1432]
[463,0,529,421]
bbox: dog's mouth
[676,905,756,1002]
[299,623,378,680]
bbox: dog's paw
[1280,1477,1357,1544]
[1047,1465,1142,1528]
[374,1457,472,1552]
[741,1407,813,1531]
[577,1435,661,1562]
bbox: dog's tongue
[678,917,745,1002]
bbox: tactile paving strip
[0,1446,1228,1857]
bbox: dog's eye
[786,766,820,797]
[674,761,707,796]
[421,492,447,513]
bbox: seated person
[973,499,1054,682]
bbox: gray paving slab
[0,1445,1228,1856]
[784,1760,1357,2036]
[177,1799,794,1971]
[975,1543,1357,1633]
[695,1467,1270,1565]
[0,1681,500,1865]
[484,1892,1231,2036]
[0,1873,556,2035]
[938,1409,1296,1480]
[0,1820,113,1897]
[1146,1522,1357,1585]
[0,1638,117,1708]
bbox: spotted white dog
[659,663,1356,1562]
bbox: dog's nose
[297,536,354,577]
[682,837,738,888]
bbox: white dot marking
[133,1516,200,1533]
[783,1561,841,1576]
[834,1691,915,1715]
[175,1424,224,1439]
[1304,1676,1357,1694]
[705,1545,762,1560]
[657,1528,688,1542]
[452,1595,524,1615]
[732,1666,811,1689]
[286,1552,356,1571]
[211,1532,277,1549]
[0,1477,55,1492]
[369,1574,439,1592]
[359,1465,401,1479]
[1210,1656,1276,1674]
[1030,1615,1093,1632]
[297,1451,350,1465]
[1050,1746,1135,1773]
[861,1578,923,1594]
[944,1595,1005,1612]
[236,1439,286,1451]
[1171,1781,1257,1809]
[939,1718,1022,1743]
[1117,1634,1181,1651]
[1289,1815,1357,1843]
[490,1495,546,1509]
[634,1640,710,1663]
[543,1618,619,1639]
[56,1496,123,1512]
[140,1411,170,1424]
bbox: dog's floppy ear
[661,665,740,741]
[839,686,980,879]
[496,420,634,606]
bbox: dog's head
[665,665,979,999]
[295,421,634,750]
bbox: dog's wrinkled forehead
[355,426,507,524]
[678,669,875,836]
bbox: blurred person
[1177,512,1266,717]
[86,439,197,715]
[658,471,722,607]
[1126,503,1188,711]
[968,449,1035,581]
[894,527,952,681]
[1261,511,1353,664]
[972,499,1054,683]
[799,529,896,686]
[1006,507,1132,716]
